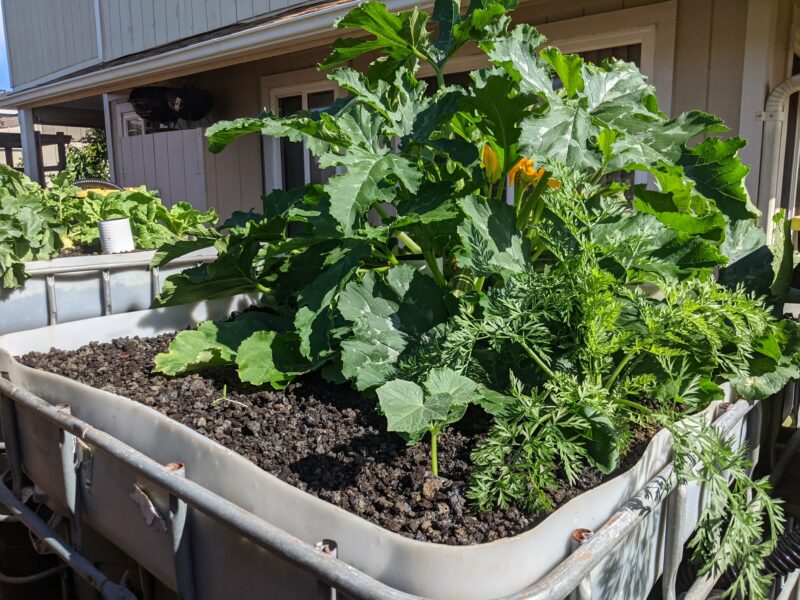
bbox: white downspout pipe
[758,74,800,241]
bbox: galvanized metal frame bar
[24,253,215,276]
[57,404,83,550]
[45,274,58,325]
[166,462,197,600]
[0,374,756,600]
[0,477,137,600]
[0,386,23,498]
[101,270,112,316]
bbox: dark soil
[19,334,656,545]
[57,246,97,258]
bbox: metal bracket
[315,539,338,600]
[129,484,168,533]
[45,274,58,325]
[101,270,112,315]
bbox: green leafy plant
[377,367,483,476]
[61,128,110,181]
[148,2,800,596]
[0,165,217,289]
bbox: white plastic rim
[98,217,135,254]
[0,298,760,600]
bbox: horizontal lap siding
[513,0,665,24]
[98,0,311,62]
[4,0,98,86]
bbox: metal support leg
[166,462,196,600]
[101,270,112,316]
[315,539,338,600]
[662,484,688,600]
[150,267,160,303]
[0,384,23,498]
[0,476,136,600]
[568,529,593,600]
[46,274,58,326]
[57,405,82,550]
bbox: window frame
[260,74,346,194]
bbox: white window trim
[260,73,345,194]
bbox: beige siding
[3,0,98,87]
[195,46,327,218]
[512,0,665,24]
[672,0,748,133]
[97,0,310,62]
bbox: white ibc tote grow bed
[0,248,216,335]
[0,298,765,600]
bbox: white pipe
[758,74,800,241]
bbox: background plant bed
[18,329,659,545]
[0,248,217,334]
[0,299,759,599]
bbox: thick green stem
[255,283,272,295]
[474,276,486,293]
[436,68,445,90]
[430,427,439,477]
[494,177,506,202]
[616,397,653,415]
[385,250,399,266]
[373,203,423,254]
[518,338,555,378]
[605,352,635,389]
[425,251,448,288]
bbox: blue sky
[0,3,10,91]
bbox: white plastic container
[0,248,217,334]
[0,298,763,600]
[98,217,135,254]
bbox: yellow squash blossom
[509,157,560,189]
[482,144,502,184]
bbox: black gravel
[19,334,654,545]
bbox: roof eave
[0,0,428,109]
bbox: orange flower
[482,144,502,184]
[509,158,544,187]
[509,158,561,189]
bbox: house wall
[189,0,751,218]
[2,0,98,87]
[101,0,797,220]
[97,0,310,63]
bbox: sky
[0,3,10,91]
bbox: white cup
[98,217,135,254]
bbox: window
[122,111,144,137]
[277,89,337,190]
[261,77,344,194]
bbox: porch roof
[0,0,426,110]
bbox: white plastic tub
[0,248,216,334]
[0,299,762,600]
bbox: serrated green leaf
[295,241,371,359]
[154,312,287,376]
[541,47,584,98]
[323,148,422,234]
[236,330,310,388]
[487,24,553,99]
[678,137,760,221]
[456,196,530,276]
[338,264,449,389]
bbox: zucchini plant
[151,1,799,596]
